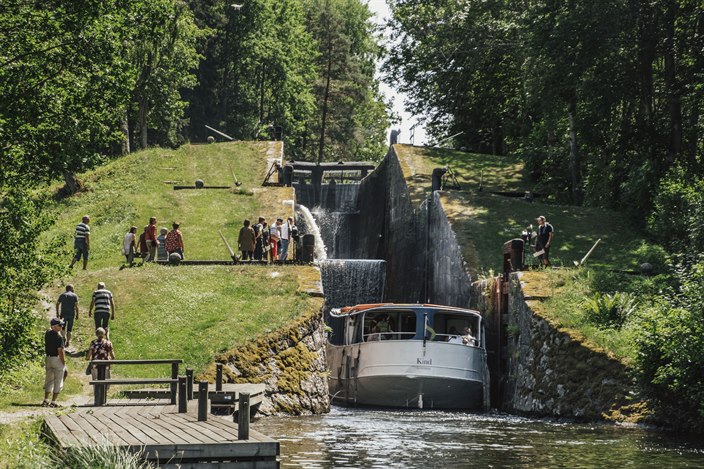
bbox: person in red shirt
[165,222,185,259]
[146,217,158,262]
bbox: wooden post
[237,392,250,440]
[170,362,179,405]
[94,364,107,406]
[216,363,223,391]
[198,381,208,422]
[178,377,187,413]
[186,368,194,400]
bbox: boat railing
[433,333,479,346]
[363,332,416,342]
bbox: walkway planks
[43,404,278,467]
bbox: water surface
[255,407,704,468]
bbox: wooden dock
[121,383,265,414]
[43,404,279,468]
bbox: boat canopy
[330,303,482,318]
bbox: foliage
[634,260,704,432]
[386,0,704,212]
[584,292,638,329]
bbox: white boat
[326,303,490,410]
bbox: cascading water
[311,207,356,260]
[320,259,386,309]
[296,204,328,261]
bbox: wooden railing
[88,359,184,406]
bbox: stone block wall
[501,273,635,419]
[206,305,330,416]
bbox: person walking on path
[88,282,115,338]
[165,222,185,259]
[122,226,137,266]
[86,327,115,381]
[269,219,281,262]
[43,318,66,408]
[253,217,265,261]
[535,215,554,267]
[238,219,256,261]
[55,284,79,347]
[69,215,90,270]
[146,217,158,262]
[279,217,291,261]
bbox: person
[146,216,158,262]
[138,225,149,264]
[261,221,270,260]
[279,217,291,261]
[122,226,137,266]
[43,318,66,407]
[165,222,185,259]
[447,326,463,344]
[69,215,90,270]
[367,324,380,341]
[253,217,265,261]
[375,315,392,340]
[288,217,299,261]
[88,282,115,338]
[238,219,256,261]
[535,215,554,267]
[86,327,115,382]
[55,284,79,347]
[157,227,168,260]
[269,219,281,262]
[461,326,476,346]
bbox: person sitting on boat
[447,326,463,344]
[375,315,392,340]
[461,326,477,346]
[367,324,381,341]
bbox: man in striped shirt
[88,282,115,338]
[69,215,90,270]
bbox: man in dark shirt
[43,318,66,407]
[536,215,554,267]
[56,284,79,347]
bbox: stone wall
[205,305,330,416]
[500,273,636,419]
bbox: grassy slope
[396,144,653,362]
[2,142,322,411]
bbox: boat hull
[327,340,487,410]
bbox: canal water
[255,406,704,468]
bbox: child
[157,227,168,260]
[121,226,137,266]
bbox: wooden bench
[89,359,183,406]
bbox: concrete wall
[500,273,635,419]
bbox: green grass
[0,419,55,469]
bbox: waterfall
[296,204,328,261]
[320,259,386,309]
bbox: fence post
[216,363,223,391]
[94,363,107,406]
[170,362,179,405]
[237,392,250,440]
[198,381,208,422]
[186,368,194,400]
[178,376,187,413]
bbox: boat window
[432,313,480,346]
[363,310,417,341]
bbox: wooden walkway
[43,405,278,468]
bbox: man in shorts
[88,282,115,338]
[55,284,79,347]
[69,215,90,270]
[43,317,66,407]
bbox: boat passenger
[375,315,392,339]
[461,326,477,346]
[447,326,463,344]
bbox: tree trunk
[62,170,82,195]
[663,0,682,164]
[121,114,130,155]
[317,29,333,165]
[139,98,148,149]
[567,94,583,205]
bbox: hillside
[8,142,323,409]
[395,144,654,276]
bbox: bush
[584,291,638,329]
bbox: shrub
[584,291,638,329]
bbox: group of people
[121,217,185,266]
[44,282,117,407]
[237,216,299,262]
